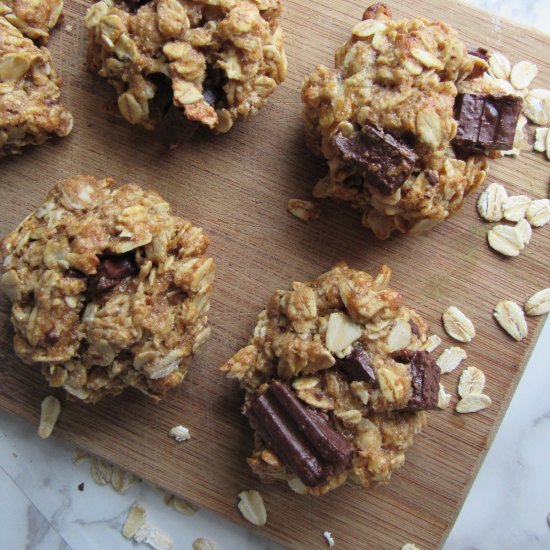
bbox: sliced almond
[534,128,548,152]
[458,366,486,397]
[524,288,550,316]
[502,195,531,222]
[523,89,550,125]
[193,538,218,550]
[122,503,147,539]
[238,490,267,526]
[526,199,550,227]
[425,334,442,353]
[488,52,511,79]
[477,183,508,222]
[436,347,467,374]
[169,425,190,442]
[515,218,532,246]
[442,306,475,343]
[325,312,362,354]
[287,199,321,222]
[386,319,412,352]
[437,383,452,409]
[510,61,538,89]
[456,393,492,414]
[38,395,61,439]
[494,300,528,341]
[487,224,524,257]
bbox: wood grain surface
[1,1,549,548]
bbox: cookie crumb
[287,199,321,222]
[169,425,191,442]
[323,531,335,547]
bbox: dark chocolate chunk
[44,330,59,346]
[246,380,355,487]
[467,47,490,62]
[452,93,522,154]
[339,345,376,384]
[333,125,418,195]
[424,170,439,186]
[393,350,440,410]
[409,320,420,337]
[77,482,85,492]
[87,253,138,298]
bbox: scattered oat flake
[237,490,267,526]
[523,89,550,125]
[534,128,548,152]
[436,347,467,374]
[458,366,486,398]
[38,395,61,439]
[425,334,442,353]
[401,544,421,550]
[487,224,524,257]
[437,383,452,409]
[526,199,550,227]
[164,494,199,515]
[110,465,138,493]
[515,219,532,246]
[193,538,218,550]
[323,531,335,547]
[477,183,507,222]
[503,195,531,222]
[134,524,173,550]
[122,503,147,539]
[287,199,321,222]
[494,300,528,341]
[456,393,492,414]
[510,61,538,89]
[90,457,113,486]
[169,425,190,442]
[525,288,550,316]
[442,306,475,343]
[488,52,511,79]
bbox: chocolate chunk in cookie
[394,350,440,410]
[338,345,376,384]
[453,93,522,153]
[247,380,355,487]
[87,253,138,298]
[333,126,418,195]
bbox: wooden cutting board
[1,1,549,548]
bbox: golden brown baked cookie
[1,176,215,403]
[221,263,440,495]
[85,0,286,137]
[0,0,64,43]
[301,3,522,239]
[0,4,73,157]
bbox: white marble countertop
[1,2,549,550]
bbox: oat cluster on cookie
[222,263,440,495]
[301,3,523,239]
[85,0,286,134]
[0,2,73,157]
[1,176,215,403]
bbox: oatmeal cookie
[85,0,286,137]
[1,176,215,403]
[301,3,522,239]
[221,263,440,495]
[0,0,64,43]
[0,11,73,157]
